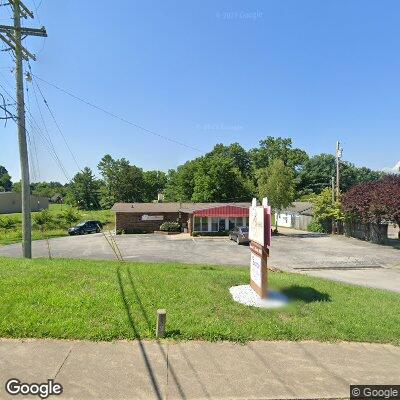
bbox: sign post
[249,198,271,299]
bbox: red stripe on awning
[193,205,249,217]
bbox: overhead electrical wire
[0,76,70,181]
[30,67,81,171]
[32,74,204,154]
[25,85,39,180]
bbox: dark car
[68,220,102,235]
[229,226,249,244]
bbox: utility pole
[331,176,335,234]
[335,141,343,201]
[0,0,47,258]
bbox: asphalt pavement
[0,229,399,292]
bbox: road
[0,228,399,292]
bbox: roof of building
[280,202,314,216]
[111,202,252,214]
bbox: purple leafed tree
[342,175,400,240]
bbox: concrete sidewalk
[0,339,399,400]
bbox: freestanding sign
[249,198,271,298]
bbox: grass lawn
[0,257,399,344]
[0,204,114,246]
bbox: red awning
[193,205,249,218]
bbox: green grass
[0,257,399,344]
[0,204,114,246]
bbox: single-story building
[111,202,251,234]
[275,202,314,231]
[50,193,64,204]
[0,192,49,214]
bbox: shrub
[32,209,56,231]
[307,219,325,233]
[159,222,181,232]
[192,231,229,237]
[60,207,81,227]
[0,216,18,232]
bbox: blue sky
[1,0,399,183]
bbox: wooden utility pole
[0,0,47,258]
[335,141,342,201]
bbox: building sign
[249,198,271,247]
[141,215,164,221]
[248,198,271,298]
[250,251,262,288]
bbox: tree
[32,181,67,198]
[191,156,253,202]
[98,155,145,208]
[164,159,202,202]
[164,144,255,202]
[249,137,308,171]
[66,167,101,210]
[258,159,296,231]
[342,175,400,242]
[308,188,343,232]
[297,154,382,196]
[0,166,12,192]
[143,170,167,202]
[209,143,253,177]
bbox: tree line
[0,136,384,210]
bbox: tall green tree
[258,159,296,231]
[164,159,201,202]
[192,156,253,202]
[66,167,101,210]
[143,170,167,202]
[98,155,145,208]
[250,137,308,171]
[297,154,382,196]
[0,166,12,192]
[209,143,252,177]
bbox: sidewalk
[1,339,399,399]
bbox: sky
[1,0,399,183]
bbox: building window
[211,218,218,232]
[194,217,201,231]
[228,218,236,230]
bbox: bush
[60,207,81,227]
[192,231,229,237]
[0,216,18,232]
[32,209,57,231]
[307,219,326,233]
[159,222,181,232]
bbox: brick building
[111,202,251,234]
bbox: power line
[0,75,70,181]
[32,74,204,154]
[25,84,39,180]
[30,68,81,171]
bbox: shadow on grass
[116,266,163,400]
[123,266,189,399]
[281,285,331,303]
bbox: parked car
[68,221,102,235]
[229,226,249,244]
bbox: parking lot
[0,229,399,291]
